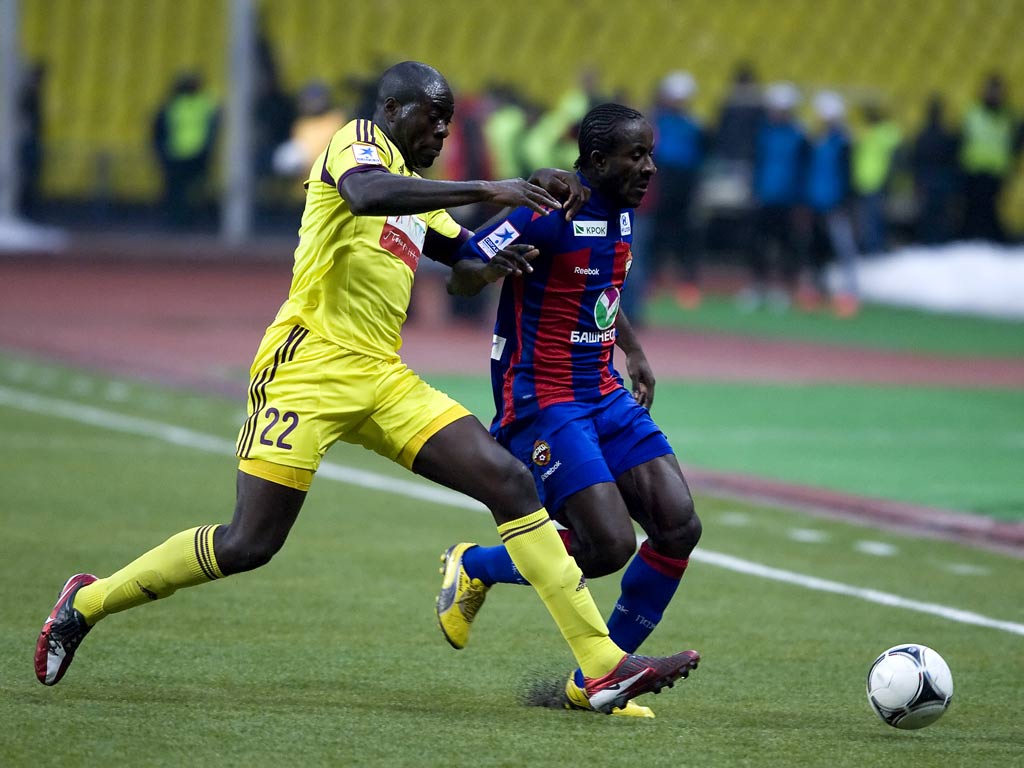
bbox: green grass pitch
[1,357,1022,767]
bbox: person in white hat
[648,71,707,310]
[736,83,807,313]
[800,89,860,316]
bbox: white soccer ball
[866,644,953,729]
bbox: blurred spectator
[152,72,219,227]
[706,62,763,278]
[737,82,806,313]
[253,33,296,182]
[482,84,529,180]
[649,71,707,309]
[17,62,46,218]
[852,103,902,254]
[344,54,393,120]
[714,61,763,164]
[340,72,378,121]
[798,90,859,317]
[622,160,657,326]
[272,81,346,179]
[911,94,960,245]
[958,73,1023,242]
[438,91,492,189]
[522,68,602,171]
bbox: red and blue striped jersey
[458,181,635,428]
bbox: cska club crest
[532,440,551,466]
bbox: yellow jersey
[272,118,461,359]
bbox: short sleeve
[423,207,462,239]
[312,119,393,190]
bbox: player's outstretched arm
[341,172,561,217]
[447,244,539,297]
[616,310,656,408]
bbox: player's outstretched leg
[436,542,490,649]
[34,524,229,686]
[35,469,306,685]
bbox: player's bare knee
[215,528,283,574]
[688,510,703,544]
[490,455,537,502]
[576,535,636,578]
[651,509,702,559]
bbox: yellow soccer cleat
[564,674,656,718]
[436,543,489,650]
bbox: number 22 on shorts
[259,408,299,450]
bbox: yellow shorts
[235,323,469,474]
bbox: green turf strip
[2,396,1022,767]
[427,375,1024,522]
[2,354,1021,520]
[644,296,1024,358]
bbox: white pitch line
[2,384,1023,638]
[690,550,1024,636]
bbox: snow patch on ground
[829,242,1024,320]
[0,217,68,253]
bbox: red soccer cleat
[584,650,700,714]
[35,573,97,685]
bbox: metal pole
[221,0,254,245]
[0,0,21,221]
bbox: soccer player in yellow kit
[35,61,698,714]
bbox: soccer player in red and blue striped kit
[436,103,702,717]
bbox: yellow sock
[72,525,224,625]
[498,509,623,678]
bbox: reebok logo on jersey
[619,212,631,236]
[352,143,383,165]
[479,221,521,258]
[540,460,561,480]
[573,220,607,237]
[574,266,600,275]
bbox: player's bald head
[375,61,452,108]
[373,61,455,171]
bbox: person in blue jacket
[798,90,860,317]
[737,82,807,312]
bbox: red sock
[557,528,572,553]
[638,539,689,579]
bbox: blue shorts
[493,387,674,513]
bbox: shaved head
[372,61,455,171]
[376,61,451,108]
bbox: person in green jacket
[853,103,902,254]
[152,72,220,228]
[959,74,1023,242]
